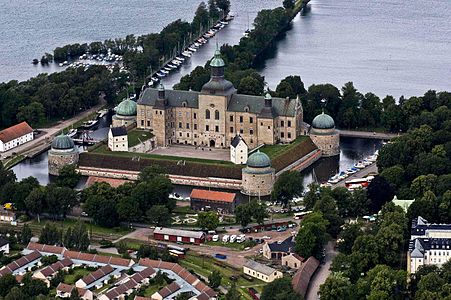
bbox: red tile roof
[57,282,74,293]
[27,242,66,255]
[190,189,236,203]
[158,282,180,298]
[291,256,320,297]
[39,258,73,277]
[0,122,33,143]
[80,264,114,285]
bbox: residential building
[108,126,128,152]
[0,121,34,152]
[136,49,303,149]
[282,253,304,269]
[230,134,248,164]
[151,281,181,300]
[262,236,295,260]
[56,283,93,300]
[33,258,73,287]
[243,260,283,283]
[153,227,205,244]
[0,251,42,277]
[0,237,9,254]
[75,265,115,289]
[190,189,237,214]
[408,216,451,273]
[291,256,320,298]
[0,207,16,223]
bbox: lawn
[258,135,308,159]
[205,240,256,251]
[180,253,265,300]
[142,282,167,297]
[64,268,91,285]
[128,129,154,147]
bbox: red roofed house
[76,265,115,289]
[291,256,320,298]
[33,258,73,287]
[281,253,304,269]
[151,281,180,300]
[190,189,237,214]
[153,227,205,245]
[0,121,33,152]
[56,283,93,300]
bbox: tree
[216,0,231,15]
[21,224,33,244]
[347,188,370,217]
[283,0,295,10]
[138,165,166,182]
[21,274,49,297]
[208,0,220,21]
[251,201,268,225]
[25,187,46,222]
[225,281,240,300]
[295,212,328,260]
[4,287,25,300]
[0,161,16,189]
[355,265,407,300]
[261,277,299,300]
[17,102,45,127]
[56,165,81,188]
[237,76,264,96]
[67,222,90,251]
[208,270,222,289]
[319,272,354,300]
[336,223,362,255]
[235,203,252,228]
[146,205,171,226]
[69,288,82,300]
[39,223,61,245]
[313,194,343,237]
[116,197,140,224]
[271,171,303,206]
[197,212,219,231]
[0,274,17,297]
[45,185,77,219]
[50,270,65,288]
[84,194,119,227]
[367,176,394,213]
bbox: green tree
[45,185,77,219]
[261,277,299,300]
[116,197,140,224]
[367,176,394,213]
[271,171,303,206]
[319,272,354,300]
[235,203,252,228]
[84,194,119,227]
[138,165,166,182]
[336,223,362,255]
[146,205,171,226]
[379,165,405,190]
[56,165,81,189]
[69,288,81,300]
[237,76,264,96]
[0,161,16,189]
[17,102,45,127]
[225,281,240,300]
[39,223,61,245]
[313,194,343,237]
[208,270,222,289]
[0,274,18,297]
[251,201,268,225]
[295,212,328,260]
[282,0,295,10]
[197,212,219,231]
[21,224,33,244]
[25,187,46,222]
[4,287,25,300]
[216,0,231,15]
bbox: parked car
[230,235,237,243]
[262,236,271,240]
[212,235,219,242]
[222,235,230,243]
[236,234,246,243]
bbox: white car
[236,234,246,243]
[222,235,229,243]
[212,235,219,242]
[230,235,237,243]
[262,236,271,240]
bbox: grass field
[64,268,91,285]
[258,135,308,159]
[205,240,256,251]
[128,129,154,147]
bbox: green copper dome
[247,150,271,168]
[117,98,137,116]
[210,47,225,68]
[51,134,75,150]
[265,93,272,100]
[312,112,335,129]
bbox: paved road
[338,130,399,140]
[0,101,104,161]
[331,163,378,188]
[305,241,337,300]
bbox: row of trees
[39,222,90,251]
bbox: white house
[108,126,128,152]
[230,134,248,164]
[56,283,93,300]
[0,121,34,152]
[243,260,283,283]
[0,208,16,223]
[408,216,451,273]
[0,237,9,254]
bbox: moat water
[2,0,449,97]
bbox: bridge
[338,130,399,140]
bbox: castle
[136,48,303,150]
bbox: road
[331,163,378,188]
[338,130,399,140]
[0,101,104,161]
[305,241,337,300]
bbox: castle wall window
[250,117,253,123]
[206,125,210,131]
[178,112,182,117]
[240,129,243,134]
[147,121,150,126]
[179,132,182,137]
[206,110,210,119]
[141,120,144,126]
[215,126,219,132]
[160,111,162,115]
[155,111,158,115]
[186,123,190,129]
[288,132,291,138]
[240,116,243,123]
[178,122,182,129]
[260,122,263,126]
[288,120,291,127]
[194,113,197,119]
[194,124,197,130]
[250,129,254,135]
[215,110,220,120]
[230,127,234,133]
[268,126,271,129]
[281,132,285,138]
[230,115,233,122]
[187,133,190,137]
[182,102,187,107]
[281,120,284,127]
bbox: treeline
[0,65,124,129]
[174,1,299,93]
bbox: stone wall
[242,167,275,196]
[48,151,79,176]
[310,130,340,157]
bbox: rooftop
[110,126,127,137]
[243,260,278,276]
[0,122,33,143]
[292,256,320,297]
[190,189,236,203]
[153,227,205,239]
[79,264,114,285]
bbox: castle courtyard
[149,144,230,161]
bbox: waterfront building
[241,151,275,197]
[308,111,339,156]
[0,121,33,152]
[230,134,248,164]
[48,134,79,176]
[136,48,303,149]
[190,189,237,214]
[153,227,205,244]
[108,126,128,152]
[243,260,283,283]
[408,216,451,273]
[112,98,137,128]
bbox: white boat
[97,109,108,118]
[81,119,99,129]
[172,60,182,65]
[163,67,172,72]
[175,56,185,62]
[188,47,197,52]
[66,129,77,138]
[338,172,348,180]
[181,52,191,58]
[167,64,177,69]
[367,155,377,162]
[160,69,169,74]
[156,72,166,77]
[220,21,229,25]
[346,167,359,175]
[354,161,365,169]
[194,42,201,47]
[328,175,340,184]
[363,160,372,166]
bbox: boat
[354,161,365,169]
[157,72,166,78]
[181,52,191,58]
[367,155,377,162]
[81,119,99,129]
[66,128,77,138]
[167,64,177,69]
[338,171,348,180]
[160,69,169,74]
[163,67,172,72]
[363,159,372,166]
[175,56,185,62]
[188,47,197,52]
[345,176,374,188]
[220,21,229,25]
[346,167,359,175]
[327,174,340,184]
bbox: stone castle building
[241,151,275,196]
[48,134,79,176]
[136,48,303,149]
[309,111,339,157]
[112,98,137,128]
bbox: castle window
[281,132,285,138]
[281,120,284,127]
[155,111,158,115]
[187,123,190,129]
[178,112,182,117]
[288,120,291,127]
[206,125,210,131]
[179,132,182,137]
[261,122,263,126]
[250,129,254,135]
[268,126,271,129]
[230,115,233,122]
[194,124,197,130]
[215,125,219,132]
[187,133,190,137]
[288,132,291,138]
[194,113,197,119]
[240,129,243,134]
[182,101,187,107]
[141,120,144,126]
[250,117,253,123]
[178,122,182,129]
[244,106,249,112]
[215,110,220,120]
[147,121,150,127]
[160,111,162,115]
[206,110,210,119]
[240,116,243,123]
[250,139,253,143]
[230,127,234,133]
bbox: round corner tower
[309,112,340,157]
[241,150,275,196]
[48,134,79,176]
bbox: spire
[158,82,165,100]
[210,42,225,71]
